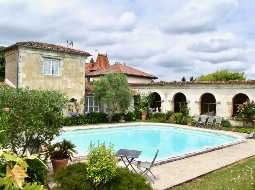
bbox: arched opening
[200,93,216,116]
[173,93,187,113]
[232,93,249,116]
[149,92,161,112]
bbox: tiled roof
[4,41,91,56]
[87,63,157,79]
[129,80,255,87]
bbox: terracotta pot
[141,112,147,121]
[51,159,69,174]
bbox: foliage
[63,112,108,126]
[86,144,117,189]
[179,104,189,116]
[149,112,167,122]
[237,101,255,120]
[54,163,152,190]
[169,113,185,124]
[124,111,137,121]
[47,140,77,160]
[25,158,47,185]
[111,113,124,122]
[222,120,231,128]
[196,70,246,81]
[54,163,91,190]
[137,94,152,113]
[0,88,67,155]
[0,49,5,81]
[105,167,152,190]
[168,156,255,190]
[0,151,45,190]
[0,110,9,146]
[94,73,131,114]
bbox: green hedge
[63,112,108,126]
[63,112,137,126]
[54,163,152,190]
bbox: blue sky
[0,0,254,80]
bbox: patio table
[116,149,142,173]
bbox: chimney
[95,54,110,70]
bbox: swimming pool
[56,124,243,163]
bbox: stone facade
[4,45,89,103]
[131,82,255,118]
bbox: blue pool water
[56,125,238,161]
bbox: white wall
[131,84,255,118]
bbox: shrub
[165,111,174,120]
[124,111,137,121]
[54,163,152,190]
[112,112,124,122]
[222,120,231,128]
[237,101,255,120]
[105,167,152,190]
[62,112,108,126]
[149,112,167,122]
[54,163,91,190]
[86,144,117,188]
[196,70,246,81]
[0,88,67,155]
[63,115,86,126]
[26,158,47,185]
[86,112,108,124]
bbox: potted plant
[48,139,77,174]
[139,95,150,121]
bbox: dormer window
[43,57,60,76]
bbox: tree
[0,48,5,81]
[181,77,186,82]
[0,87,67,155]
[190,76,194,81]
[94,73,131,115]
[196,70,246,81]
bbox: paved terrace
[152,139,255,190]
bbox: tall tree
[94,73,131,115]
[196,70,246,81]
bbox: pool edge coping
[62,122,247,165]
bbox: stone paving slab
[151,140,255,190]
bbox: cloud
[0,0,254,80]
[161,0,239,34]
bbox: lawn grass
[168,156,255,190]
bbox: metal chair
[135,149,159,180]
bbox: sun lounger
[214,117,223,127]
[206,116,215,127]
[246,132,255,139]
[196,115,208,127]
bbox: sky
[0,0,254,81]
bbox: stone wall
[131,83,255,118]
[4,49,18,87]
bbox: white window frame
[85,95,100,113]
[42,57,60,76]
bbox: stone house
[4,41,91,112]
[84,54,157,113]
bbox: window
[43,57,60,76]
[85,95,102,113]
